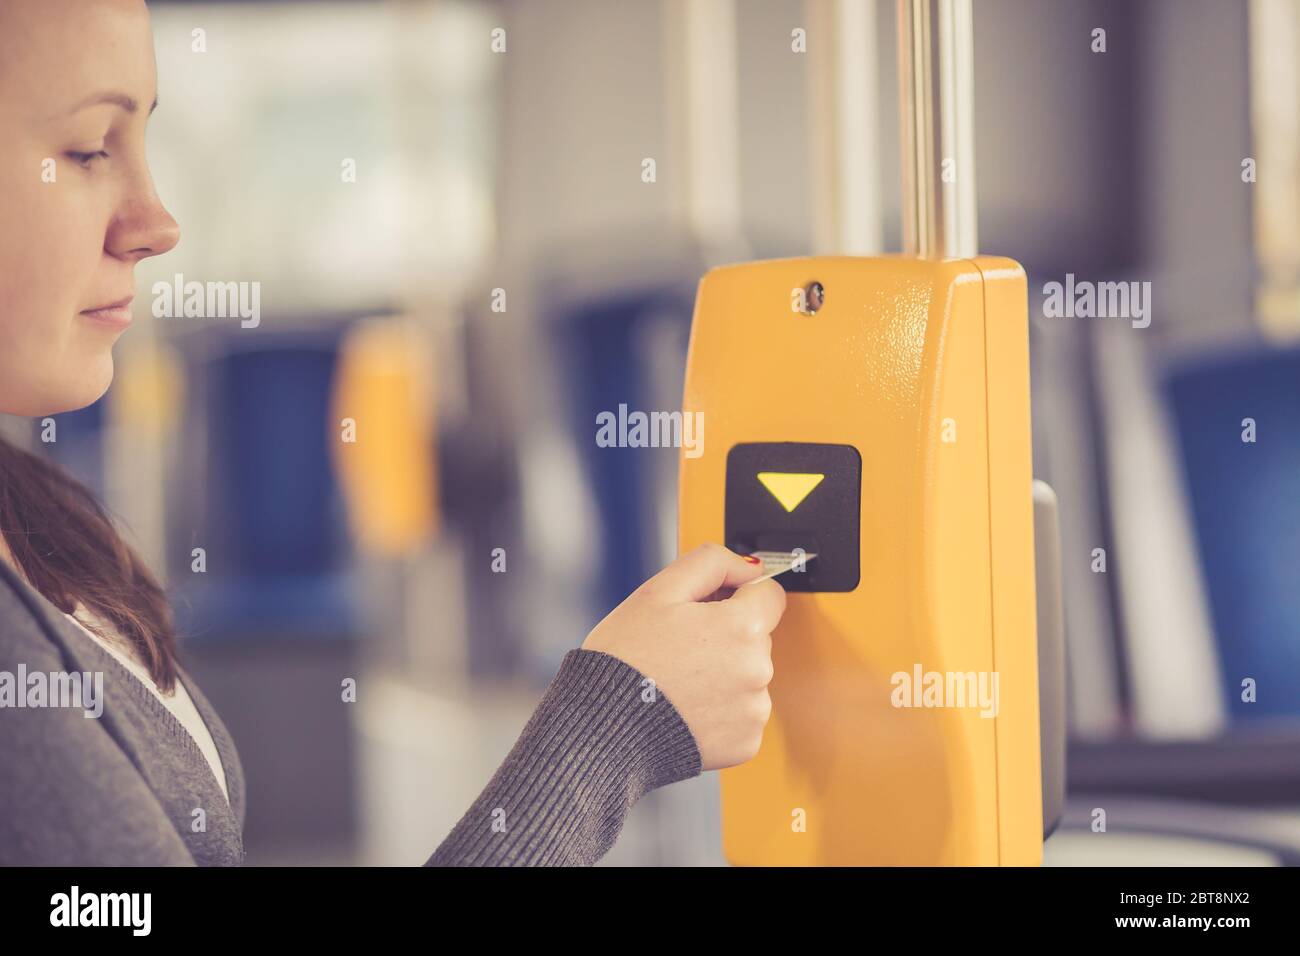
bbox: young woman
[0,0,785,866]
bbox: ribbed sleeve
[426,649,703,866]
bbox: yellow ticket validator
[677,254,1041,865]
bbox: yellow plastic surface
[331,317,439,557]
[677,255,1040,865]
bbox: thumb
[652,543,764,602]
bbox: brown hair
[0,436,179,692]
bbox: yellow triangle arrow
[756,472,825,513]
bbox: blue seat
[553,288,694,617]
[173,336,359,642]
[1164,346,1300,721]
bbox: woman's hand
[582,542,787,771]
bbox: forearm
[426,649,701,866]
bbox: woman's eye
[66,150,110,169]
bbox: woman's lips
[81,297,134,330]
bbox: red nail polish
[743,554,761,564]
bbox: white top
[64,609,230,806]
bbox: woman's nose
[107,184,181,262]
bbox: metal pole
[665,0,743,260]
[807,0,882,255]
[1248,0,1300,339]
[897,0,977,259]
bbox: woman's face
[0,0,179,416]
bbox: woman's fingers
[651,542,765,603]
[719,575,787,638]
[583,542,790,772]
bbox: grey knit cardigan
[0,559,703,865]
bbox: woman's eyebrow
[57,91,159,117]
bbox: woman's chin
[32,356,115,416]
[73,356,116,409]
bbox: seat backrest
[1164,346,1300,721]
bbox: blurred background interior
[2,0,1298,865]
